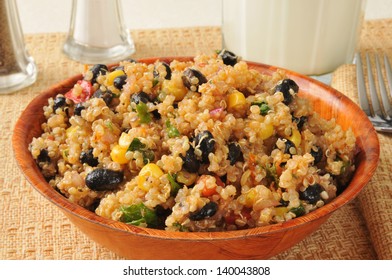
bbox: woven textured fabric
[330,18,392,260]
[0,22,390,260]
[332,65,392,260]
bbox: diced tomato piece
[275,160,285,177]
[201,175,224,197]
[65,80,94,103]
[241,207,252,220]
[224,212,237,225]
[214,175,225,187]
[224,208,252,226]
[202,186,217,197]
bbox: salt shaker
[0,0,37,94]
[63,0,135,64]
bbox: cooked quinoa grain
[29,52,357,231]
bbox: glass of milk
[63,0,135,64]
[222,0,366,76]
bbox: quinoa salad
[29,51,357,232]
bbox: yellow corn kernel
[105,69,125,87]
[288,129,301,147]
[274,206,288,216]
[110,144,129,164]
[162,79,188,101]
[137,163,164,191]
[118,132,132,148]
[259,123,274,140]
[227,90,246,110]
[66,125,79,139]
[244,188,257,208]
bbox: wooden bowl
[12,57,380,259]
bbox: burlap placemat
[330,19,392,260]
[0,22,390,260]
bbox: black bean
[310,146,323,164]
[299,183,323,204]
[85,168,124,191]
[53,96,66,111]
[89,64,108,83]
[194,130,216,163]
[182,68,207,92]
[292,116,307,130]
[155,62,172,80]
[181,146,200,173]
[64,107,70,117]
[228,142,243,165]
[161,62,172,80]
[282,138,297,156]
[218,49,238,66]
[80,148,99,167]
[131,92,150,104]
[154,205,172,229]
[274,79,299,105]
[113,74,127,90]
[111,65,124,72]
[151,109,161,120]
[37,149,51,163]
[189,201,218,221]
[74,103,85,116]
[87,198,101,212]
[93,89,113,106]
[126,58,137,63]
[279,198,289,207]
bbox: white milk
[222,0,366,75]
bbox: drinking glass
[222,0,366,77]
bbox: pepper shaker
[0,0,37,94]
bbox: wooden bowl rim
[12,56,380,241]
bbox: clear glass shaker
[0,0,37,94]
[63,0,135,64]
